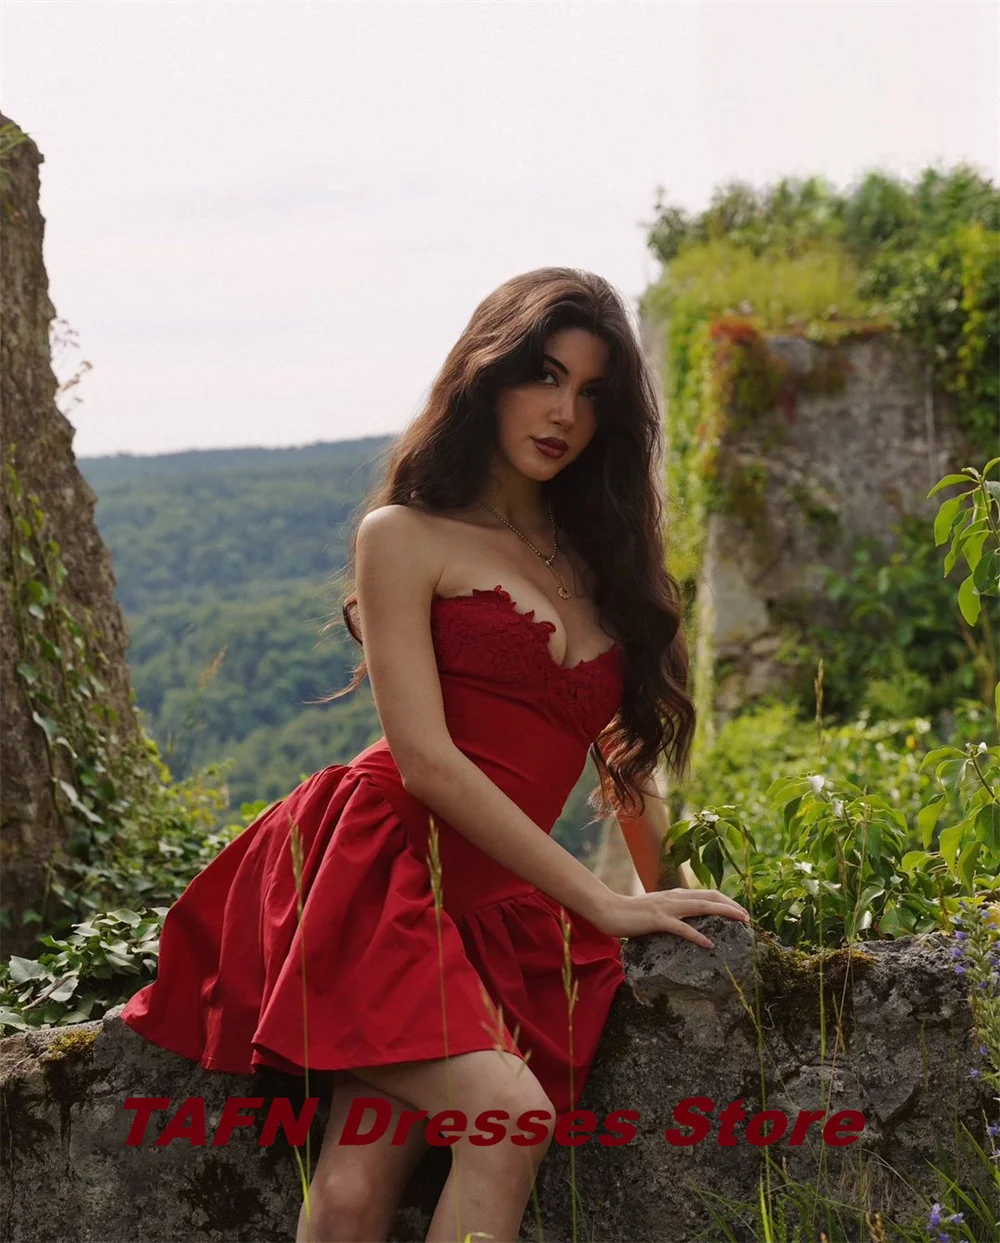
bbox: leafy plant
[0,794,271,1035]
[785,511,993,725]
[2,444,273,952]
[663,459,1000,949]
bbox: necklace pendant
[557,585,572,600]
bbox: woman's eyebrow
[543,353,605,385]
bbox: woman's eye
[540,369,600,401]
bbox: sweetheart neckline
[431,584,622,674]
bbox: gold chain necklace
[478,498,574,600]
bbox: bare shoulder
[355,504,446,601]
[352,503,455,785]
[358,504,439,561]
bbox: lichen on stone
[37,1027,99,1063]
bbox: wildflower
[928,1203,942,1228]
[954,965,966,975]
[808,775,826,793]
[987,1123,1000,1137]
[954,931,967,941]
[947,1212,964,1225]
[833,799,844,818]
[952,947,965,959]
[968,1068,981,1079]
[977,741,988,753]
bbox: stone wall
[1,920,994,1241]
[690,331,972,740]
[0,113,142,955]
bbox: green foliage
[694,1128,999,1243]
[0,909,165,1031]
[644,167,1000,598]
[664,459,1000,950]
[782,511,993,724]
[0,795,269,1035]
[124,584,361,789]
[78,439,392,612]
[5,447,143,836]
[76,440,395,808]
[2,445,267,952]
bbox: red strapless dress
[121,585,627,1121]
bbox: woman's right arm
[354,505,749,945]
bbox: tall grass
[288,816,314,1239]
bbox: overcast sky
[3,0,997,459]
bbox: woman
[121,267,751,1242]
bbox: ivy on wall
[3,447,241,948]
[640,167,999,765]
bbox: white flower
[977,741,988,753]
[808,774,826,794]
[833,799,844,818]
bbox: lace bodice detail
[430,584,623,737]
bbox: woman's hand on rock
[593,888,751,947]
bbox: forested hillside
[78,440,605,859]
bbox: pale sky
[3,0,997,458]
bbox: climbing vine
[3,446,239,947]
[642,166,999,769]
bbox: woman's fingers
[664,918,714,949]
[681,890,750,919]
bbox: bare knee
[310,1165,381,1235]
[461,1081,557,1171]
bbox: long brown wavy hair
[323,267,695,818]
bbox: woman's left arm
[599,740,692,891]
[615,790,691,892]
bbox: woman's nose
[552,391,579,425]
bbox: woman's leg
[349,1049,557,1243]
[296,1070,430,1243]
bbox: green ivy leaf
[933,494,966,544]
[957,575,981,626]
[0,1007,29,1031]
[916,795,946,848]
[938,821,966,867]
[956,840,982,891]
[927,474,976,498]
[920,746,963,772]
[30,711,56,741]
[8,956,46,984]
[47,975,80,1004]
[105,908,142,927]
[974,803,1000,852]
